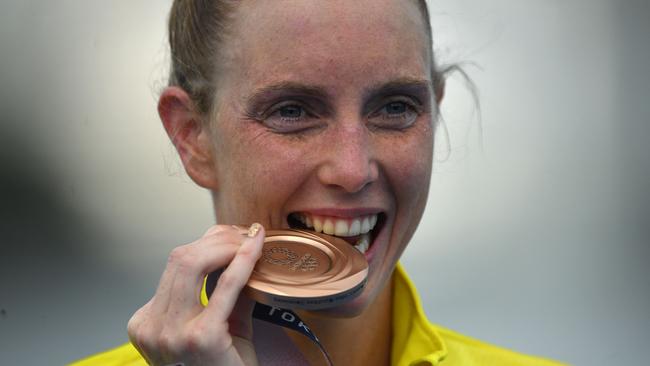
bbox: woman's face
[207,0,435,315]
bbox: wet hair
[167,0,445,116]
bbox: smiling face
[206,0,436,315]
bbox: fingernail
[247,223,262,238]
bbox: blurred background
[0,0,648,365]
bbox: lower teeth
[354,233,371,254]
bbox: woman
[73,1,563,365]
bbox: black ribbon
[205,271,333,365]
[252,302,333,365]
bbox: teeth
[292,212,379,237]
[313,217,323,233]
[322,218,335,235]
[354,233,370,254]
[360,217,370,233]
[349,219,361,236]
[334,220,349,236]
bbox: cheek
[252,139,311,186]
[382,132,433,202]
[223,129,312,203]
[393,154,431,192]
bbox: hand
[127,223,265,365]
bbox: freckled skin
[134,1,441,364]
[206,0,436,320]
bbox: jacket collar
[391,263,448,366]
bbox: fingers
[206,223,265,323]
[148,228,243,318]
[128,300,162,365]
[162,228,253,326]
[127,300,153,360]
[127,223,264,365]
[164,247,237,326]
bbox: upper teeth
[294,213,378,237]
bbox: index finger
[205,223,265,323]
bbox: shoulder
[68,343,146,366]
[432,324,567,366]
[391,264,567,366]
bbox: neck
[286,280,394,366]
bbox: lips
[287,212,383,254]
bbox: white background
[0,1,648,365]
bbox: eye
[261,102,321,134]
[368,99,420,130]
[386,102,408,115]
[277,104,304,119]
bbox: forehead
[223,0,431,94]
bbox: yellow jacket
[71,264,565,366]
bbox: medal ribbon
[252,302,333,366]
[205,271,334,365]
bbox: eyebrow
[244,82,331,107]
[244,77,432,108]
[362,77,432,103]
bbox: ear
[158,86,219,189]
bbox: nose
[316,125,379,193]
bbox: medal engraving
[264,247,319,271]
[264,247,298,265]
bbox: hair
[167,0,446,117]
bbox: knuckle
[127,303,150,339]
[184,324,232,354]
[135,327,158,353]
[184,326,211,353]
[237,244,262,261]
[201,230,238,246]
[204,224,227,237]
[167,247,184,266]
[168,245,188,264]
[167,245,196,273]
[157,328,178,354]
[126,315,140,338]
